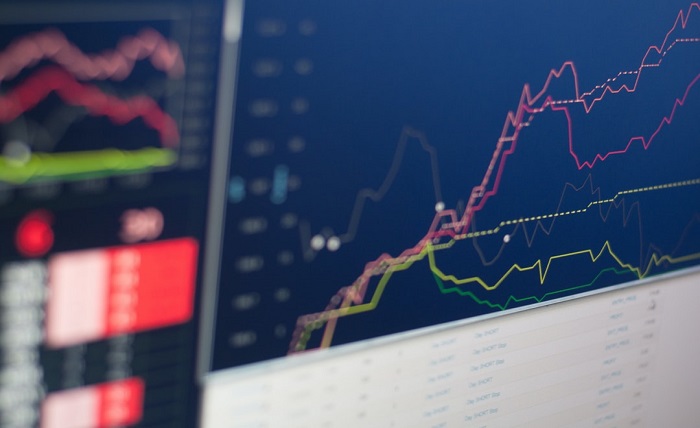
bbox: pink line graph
[561,73,700,168]
[0,27,185,82]
[0,66,179,147]
[428,2,700,242]
[290,3,700,352]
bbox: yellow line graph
[429,241,700,291]
[315,237,700,325]
[300,177,700,350]
[325,177,700,317]
[460,178,700,239]
[310,240,700,349]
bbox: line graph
[427,6,700,247]
[287,2,700,353]
[556,68,700,169]
[299,126,443,260]
[289,178,700,351]
[437,217,700,311]
[302,5,700,260]
[434,45,700,245]
[0,148,176,184]
[0,27,184,82]
[0,22,191,183]
[430,238,700,294]
[305,232,700,350]
[465,177,700,242]
[306,228,700,350]
[338,127,443,243]
[0,66,179,146]
[213,0,700,368]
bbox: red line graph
[432,2,700,241]
[0,66,179,147]
[563,73,700,168]
[0,27,184,82]
[520,65,700,169]
[446,67,700,244]
[290,3,700,349]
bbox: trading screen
[209,0,700,369]
[0,0,220,426]
[0,0,699,427]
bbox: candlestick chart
[0,20,190,184]
[213,0,700,368]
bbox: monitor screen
[0,1,220,426]
[0,0,699,427]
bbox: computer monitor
[0,0,699,427]
[0,1,220,426]
[201,1,700,426]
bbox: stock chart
[212,0,700,369]
[0,3,222,425]
[0,19,208,185]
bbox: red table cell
[42,378,144,428]
[46,238,198,348]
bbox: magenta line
[289,3,700,351]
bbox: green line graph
[432,267,635,311]
[0,147,177,184]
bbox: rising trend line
[554,71,700,169]
[467,177,700,241]
[0,27,185,82]
[290,3,700,354]
[0,66,179,146]
[446,3,700,241]
[469,174,643,267]
[421,68,700,248]
[292,232,700,352]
